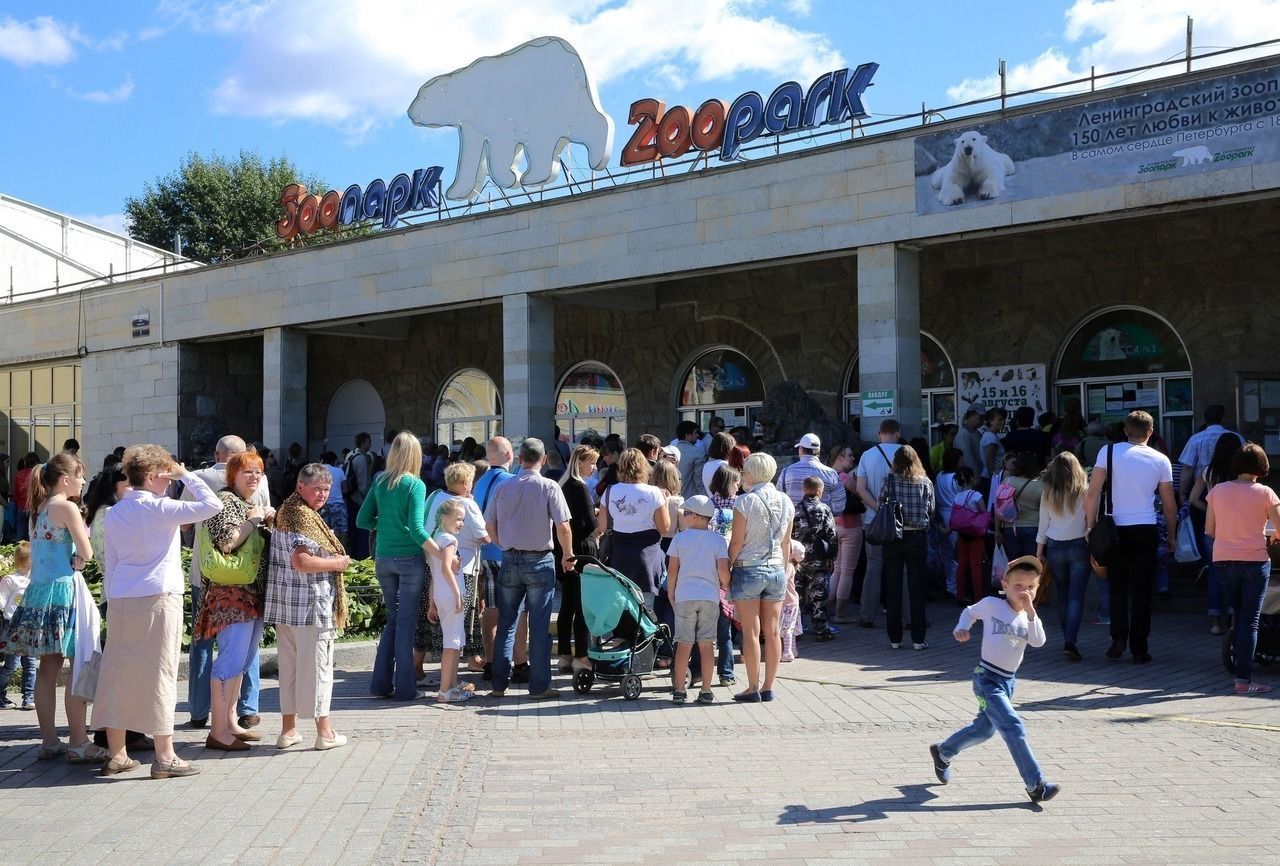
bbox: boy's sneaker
[671,690,687,704]
[696,691,715,704]
[0,697,15,710]
[718,676,737,687]
[21,696,35,711]
[1028,782,1060,803]
[929,744,950,784]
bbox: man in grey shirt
[854,419,904,629]
[183,434,271,728]
[953,409,985,478]
[484,438,574,700]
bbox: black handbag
[1088,444,1121,566]
[865,476,904,546]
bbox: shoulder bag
[865,474,904,545]
[1088,445,1121,566]
[199,521,265,585]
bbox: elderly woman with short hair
[726,452,794,703]
[267,463,352,750]
[95,445,223,779]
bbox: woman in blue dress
[1,452,106,763]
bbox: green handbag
[198,522,264,585]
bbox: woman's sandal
[100,757,141,776]
[66,741,109,764]
[37,742,67,761]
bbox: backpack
[342,451,368,499]
[993,477,1029,523]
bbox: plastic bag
[1174,507,1201,563]
[991,543,1009,586]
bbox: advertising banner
[957,365,1047,415]
[914,64,1280,215]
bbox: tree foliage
[124,151,361,263]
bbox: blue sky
[1,0,1275,236]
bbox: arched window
[556,361,626,442]
[678,348,764,433]
[843,333,957,443]
[326,379,386,454]
[436,368,502,447]
[1054,307,1192,451]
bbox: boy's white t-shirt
[428,531,460,605]
[667,528,728,603]
[955,596,1046,677]
[1102,442,1172,526]
[0,571,30,619]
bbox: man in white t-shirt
[854,419,904,628]
[1084,411,1176,664]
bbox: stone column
[856,243,922,443]
[262,327,308,453]
[502,293,556,442]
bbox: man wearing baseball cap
[776,433,846,514]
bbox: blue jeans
[689,607,735,680]
[1220,560,1271,683]
[939,666,1045,792]
[493,551,556,694]
[1001,526,1038,560]
[211,619,265,681]
[371,554,426,700]
[0,649,36,700]
[1202,535,1225,616]
[188,583,258,720]
[1046,538,1091,645]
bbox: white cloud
[785,0,813,15]
[0,16,82,67]
[948,1,1280,103]
[74,75,135,104]
[71,212,129,235]
[164,0,844,129]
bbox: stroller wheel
[622,674,642,701]
[573,669,594,694]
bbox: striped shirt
[776,455,846,514]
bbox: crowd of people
[0,398,1275,789]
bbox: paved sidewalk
[1,602,1276,865]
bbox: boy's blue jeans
[0,651,36,700]
[938,666,1045,792]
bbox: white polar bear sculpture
[1172,145,1212,166]
[408,36,614,201]
[930,130,1017,206]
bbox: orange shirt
[1206,480,1280,563]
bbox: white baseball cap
[795,433,821,450]
[681,495,716,518]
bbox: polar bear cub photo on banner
[931,130,1017,206]
[407,36,615,201]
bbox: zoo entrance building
[3,51,1280,471]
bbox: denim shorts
[730,562,786,602]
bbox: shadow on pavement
[778,784,1035,824]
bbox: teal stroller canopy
[579,563,660,642]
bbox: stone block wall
[80,344,180,470]
[177,337,263,463]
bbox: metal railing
[7,34,1280,305]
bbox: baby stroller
[1222,575,1280,674]
[572,555,670,700]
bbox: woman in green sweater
[356,432,442,700]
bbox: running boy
[930,554,1060,803]
[667,495,730,705]
[0,542,35,710]
[427,500,473,703]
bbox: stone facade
[177,338,263,463]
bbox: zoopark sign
[275,167,444,240]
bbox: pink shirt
[1206,481,1280,563]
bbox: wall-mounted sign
[131,306,150,339]
[621,63,878,166]
[958,365,1047,414]
[860,389,895,417]
[408,36,614,201]
[914,64,1280,215]
[275,168,444,240]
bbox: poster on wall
[914,64,1280,215]
[958,364,1047,414]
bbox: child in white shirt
[666,496,730,704]
[930,554,1060,804]
[427,500,473,703]
[0,542,35,710]
[780,539,805,662]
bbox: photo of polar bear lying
[931,131,1017,205]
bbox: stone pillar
[262,327,308,453]
[502,293,556,442]
[856,243,922,442]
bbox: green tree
[124,150,359,262]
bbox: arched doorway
[1054,307,1193,450]
[556,361,626,442]
[436,368,502,447]
[844,333,957,444]
[678,347,765,433]
[325,379,385,453]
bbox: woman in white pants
[266,464,351,751]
